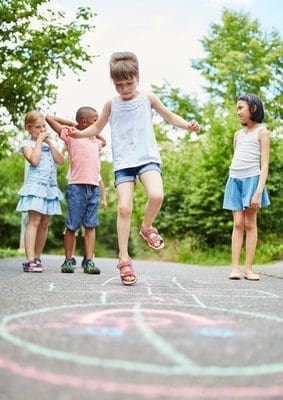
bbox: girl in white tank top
[223,94,270,281]
[69,51,200,285]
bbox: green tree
[192,9,283,117]
[0,0,96,157]
[152,9,282,257]
[0,154,24,248]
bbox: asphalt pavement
[0,255,282,400]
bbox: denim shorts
[223,176,270,211]
[114,162,162,187]
[65,184,100,230]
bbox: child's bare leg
[139,170,164,230]
[84,227,95,260]
[244,208,259,280]
[116,181,134,261]
[71,236,77,257]
[34,215,50,258]
[25,211,42,261]
[116,182,137,284]
[230,211,244,278]
[64,228,76,259]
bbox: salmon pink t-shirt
[60,127,102,186]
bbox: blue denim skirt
[223,175,270,211]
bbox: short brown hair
[109,52,139,81]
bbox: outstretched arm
[148,93,199,132]
[69,101,111,138]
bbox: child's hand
[67,127,81,138]
[187,120,200,132]
[38,131,49,141]
[251,193,261,208]
[101,199,108,209]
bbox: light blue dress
[16,139,63,215]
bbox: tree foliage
[0,0,96,155]
[0,8,282,262]
[192,9,283,117]
[153,9,283,251]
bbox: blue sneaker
[61,259,75,273]
[71,257,77,267]
[83,259,101,275]
[81,255,87,268]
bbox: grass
[0,235,282,265]
[131,234,283,266]
[0,248,25,259]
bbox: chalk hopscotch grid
[0,272,283,399]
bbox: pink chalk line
[0,356,282,398]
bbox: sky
[50,0,283,120]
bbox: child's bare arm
[53,116,77,127]
[97,133,107,147]
[22,132,48,166]
[45,138,65,165]
[99,179,107,208]
[69,101,111,138]
[148,93,200,132]
[46,114,70,135]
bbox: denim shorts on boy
[114,162,161,187]
[65,184,100,230]
[223,175,270,211]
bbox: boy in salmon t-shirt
[46,107,106,274]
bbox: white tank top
[109,92,161,171]
[229,125,264,178]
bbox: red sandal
[139,226,164,250]
[117,258,138,286]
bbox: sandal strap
[117,259,136,278]
[141,227,163,246]
[141,227,158,235]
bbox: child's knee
[244,221,256,231]
[40,217,50,230]
[234,220,244,231]
[149,192,164,205]
[118,204,132,218]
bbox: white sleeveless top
[229,125,265,178]
[109,92,161,171]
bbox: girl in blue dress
[16,111,64,272]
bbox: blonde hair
[24,111,44,127]
[109,52,139,81]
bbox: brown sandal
[117,258,138,286]
[139,226,164,250]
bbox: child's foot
[23,260,43,273]
[61,259,75,273]
[34,257,45,271]
[83,259,101,274]
[117,258,138,286]
[139,226,164,250]
[229,269,241,280]
[81,255,87,268]
[244,270,260,281]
